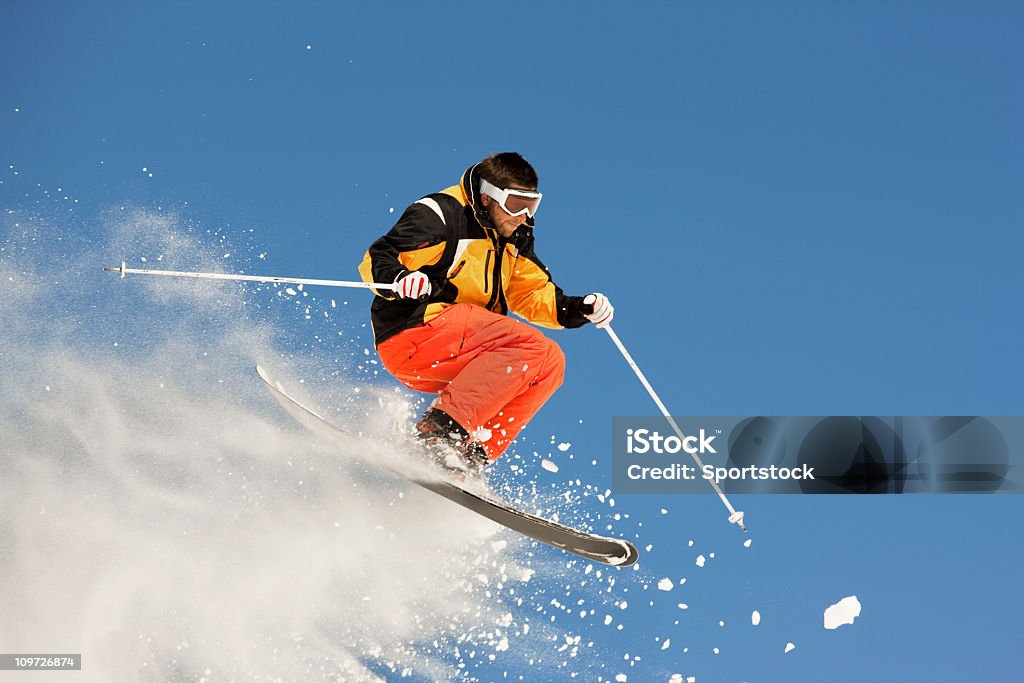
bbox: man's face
[481,186,533,238]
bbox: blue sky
[2,2,1022,681]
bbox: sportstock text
[624,427,815,485]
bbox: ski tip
[255,364,275,385]
[606,540,640,567]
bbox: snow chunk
[744,539,752,548]
[824,595,862,630]
[657,578,673,591]
[557,442,571,452]
[751,610,761,626]
[695,555,706,567]
[541,459,559,473]
[615,675,628,682]
[784,642,796,653]
[661,638,671,650]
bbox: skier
[359,152,613,475]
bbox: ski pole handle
[103,261,397,292]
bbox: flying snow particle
[661,639,671,650]
[657,578,673,591]
[824,595,862,630]
[615,675,627,682]
[557,442,571,451]
[541,459,559,473]
[785,642,796,653]
[695,555,706,567]
[752,610,761,626]
[744,539,752,548]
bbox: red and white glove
[583,293,614,328]
[394,270,431,300]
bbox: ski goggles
[479,178,543,218]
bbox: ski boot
[414,408,489,479]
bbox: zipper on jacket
[484,230,503,311]
[483,250,492,294]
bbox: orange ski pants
[377,303,565,460]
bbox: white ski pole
[103,261,397,292]
[604,325,747,532]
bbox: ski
[256,365,639,567]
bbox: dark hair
[477,152,538,190]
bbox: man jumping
[359,152,613,475]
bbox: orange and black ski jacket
[359,164,591,347]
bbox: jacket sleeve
[504,233,590,329]
[358,201,449,299]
